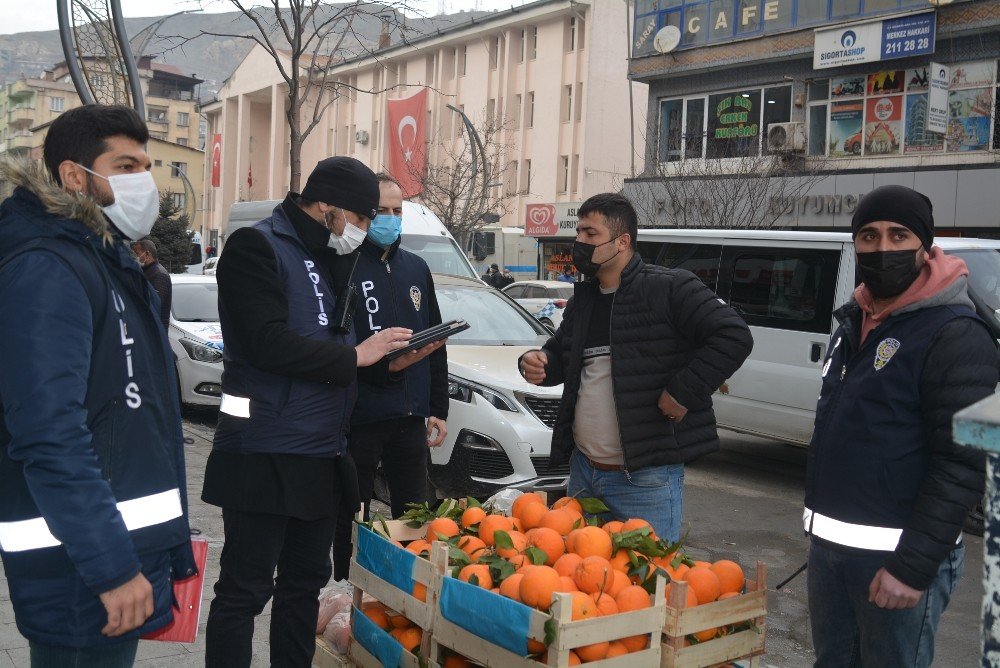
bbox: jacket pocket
[88,399,121,482]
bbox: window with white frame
[562,85,573,122]
[558,155,569,193]
[50,97,64,112]
[527,91,535,128]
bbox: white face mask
[76,164,159,241]
[326,210,367,254]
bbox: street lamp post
[446,104,492,248]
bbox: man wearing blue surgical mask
[332,172,449,581]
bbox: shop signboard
[814,11,935,70]
[927,62,949,134]
[524,202,582,238]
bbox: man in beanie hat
[804,184,997,667]
[202,157,422,667]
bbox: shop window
[707,90,760,158]
[946,88,992,153]
[808,79,829,101]
[658,98,683,163]
[808,104,828,156]
[656,243,723,293]
[796,0,828,24]
[737,0,761,35]
[685,97,707,159]
[904,94,943,153]
[635,0,657,13]
[681,2,709,47]
[709,0,733,41]
[762,85,792,154]
[762,0,792,30]
[863,0,898,11]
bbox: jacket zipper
[606,290,632,475]
[383,252,411,415]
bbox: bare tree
[407,108,517,250]
[180,1,416,191]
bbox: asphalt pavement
[0,410,984,666]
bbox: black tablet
[385,319,470,360]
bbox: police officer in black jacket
[804,185,998,667]
[202,158,417,668]
[332,172,448,580]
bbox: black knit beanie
[851,185,934,251]
[301,157,379,220]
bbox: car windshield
[435,284,549,345]
[950,249,1000,333]
[172,283,219,322]
[547,286,575,299]
[400,235,477,279]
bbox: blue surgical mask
[368,213,403,247]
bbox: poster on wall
[904,94,944,153]
[867,70,905,95]
[949,61,996,88]
[706,90,761,158]
[831,75,866,98]
[906,67,929,91]
[946,88,992,152]
[865,96,902,155]
[830,100,864,156]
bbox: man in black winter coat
[804,185,998,667]
[518,193,753,542]
[132,238,171,330]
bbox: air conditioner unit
[766,122,806,153]
[355,130,370,145]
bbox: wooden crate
[660,562,767,668]
[313,636,352,668]
[427,543,667,667]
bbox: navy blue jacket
[351,237,448,426]
[0,159,195,647]
[805,278,996,589]
[213,204,357,456]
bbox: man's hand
[658,390,688,423]
[869,568,923,609]
[519,350,548,385]
[99,572,154,637]
[388,339,446,373]
[356,327,412,367]
[427,416,447,447]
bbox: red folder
[142,538,209,643]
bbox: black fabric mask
[572,238,620,277]
[857,250,921,298]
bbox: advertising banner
[814,11,935,70]
[830,101,864,157]
[928,62,949,134]
[946,88,992,152]
[524,202,582,238]
[905,94,944,153]
[864,96,902,155]
[210,134,222,188]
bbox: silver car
[169,275,223,406]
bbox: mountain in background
[0,4,492,100]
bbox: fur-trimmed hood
[0,156,114,250]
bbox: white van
[225,200,479,279]
[637,229,1000,446]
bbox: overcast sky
[1,0,528,35]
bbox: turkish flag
[386,89,427,197]
[210,134,222,187]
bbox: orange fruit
[411,581,427,602]
[457,535,488,561]
[527,638,546,655]
[574,555,613,595]
[508,553,528,569]
[512,492,546,519]
[388,612,413,629]
[459,564,493,589]
[602,520,624,535]
[426,517,460,542]
[559,575,579,592]
[443,655,472,668]
[693,560,713,569]
[569,526,612,560]
[404,539,430,556]
[615,585,652,612]
[718,591,740,601]
[461,506,486,529]
[499,572,524,601]
[519,565,562,611]
[664,583,698,608]
[511,517,523,532]
[606,641,629,657]
[592,592,619,616]
[569,591,598,620]
[554,553,583,578]
[539,509,577,536]
[390,626,422,652]
[363,606,390,630]
[620,633,649,653]
[693,627,718,642]
[538,649,581,665]
[496,530,528,559]
[478,514,513,547]
[576,640,610,663]
[517,502,548,531]
[552,496,584,514]
[711,560,746,595]
[671,563,691,581]
[607,570,630,598]
[620,518,653,535]
[525,527,565,565]
[685,567,721,604]
[609,548,634,573]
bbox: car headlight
[447,375,518,412]
[179,338,223,363]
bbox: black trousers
[205,508,336,668]
[332,416,429,580]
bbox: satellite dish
[927,0,953,5]
[653,25,681,54]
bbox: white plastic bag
[483,488,523,516]
[322,610,352,653]
[316,582,354,633]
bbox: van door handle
[810,343,824,363]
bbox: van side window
[720,248,838,334]
[505,285,525,298]
[655,243,723,293]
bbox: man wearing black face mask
[804,185,998,667]
[518,193,753,542]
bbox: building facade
[625,0,1000,235]
[200,0,647,266]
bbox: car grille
[523,395,560,428]
[531,456,570,477]
[470,449,515,479]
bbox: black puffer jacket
[533,254,753,471]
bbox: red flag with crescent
[386,89,427,197]
[210,134,222,188]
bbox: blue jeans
[568,449,684,542]
[808,540,964,668]
[29,639,138,668]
